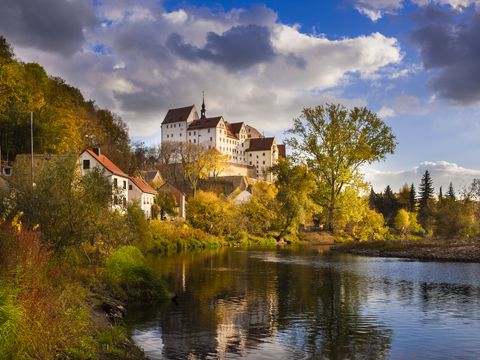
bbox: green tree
[241,182,278,236]
[187,191,241,236]
[156,191,178,220]
[272,158,317,240]
[286,103,396,231]
[447,182,456,200]
[408,183,416,212]
[438,186,444,203]
[418,170,435,232]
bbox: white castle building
[161,99,285,182]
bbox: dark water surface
[126,246,480,359]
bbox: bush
[187,191,243,236]
[105,246,171,301]
[148,220,224,253]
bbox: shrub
[105,246,170,301]
[148,220,224,253]
[187,191,242,236]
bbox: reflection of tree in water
[275,262,392,360]
[141,250,393,359]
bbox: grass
[105,245,171,301]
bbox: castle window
[210,137,212,141]
[166,134,169,138]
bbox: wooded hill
[0,36,132,171]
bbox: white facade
[79,149,129,209]
[161,105,283,182]
[128,177,157,219]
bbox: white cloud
[355,0,480,21]
[365,161,480,192]
[377,106,396,118]
[7,2,402,138]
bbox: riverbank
[332,238,480,262]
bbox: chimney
[92,147,101,156]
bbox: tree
[180,143,210,196]
[397,184,411,210]
[408,183,416,212]
[271,158,317,240]
[241,182,278,236]
[286,103,396,231]
[447,182,456,200]
[418,170,435,231]
[381,185,400,227]
[155,191,178,220]
[438,186,444,203]
[187,191,240,236]
[204,148,228,178]
[394,209,410,235]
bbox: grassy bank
[332,238,480,262]
[0,224,174,359]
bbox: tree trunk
[327,184,335,232]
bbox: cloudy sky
[2,0,480,192]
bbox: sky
[1,0,480,192]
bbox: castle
[161,98,285,182]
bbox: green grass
[105,246,171,301]
[0,285,22,357]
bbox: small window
[194,131,196,135]
[123,180,127,189]
[114,195,118,205]
[263,161,265,165]
[263,152,265,156]
[179,133,182,137]
[208,129,210,133]
[129,184,132,190]
[113,178,118,188]
[83,159,90,170]
[210,137,213,141]
[166,134,169,138]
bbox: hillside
[0,36,132,171]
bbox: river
[126,246,480,359]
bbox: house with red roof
[79,148,130,210]
[128,176,158,219]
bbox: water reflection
[127,248,480,359]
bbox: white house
[79,148,130,210]
[160,100,285,182]
[129,176,158,219]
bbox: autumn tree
[271,158,317,240]
[397,184,411,210]
[286,104,396,231]
[204,148,229,178]
[180,143,210,196]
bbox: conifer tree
[418,170,435,230]
[447,182,456,200]
[368,187,376,210]
[438,186,444,202]
[409,183,416,212]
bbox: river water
[126,246,480,359]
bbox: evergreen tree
[397,183,411,210]
[378,185,400,227]
[368,187,376,210]
[438,186,444,202]
[447,182,456,200]
[409,183,416,212]
[418,170,435,230]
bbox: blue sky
[2,0,480,191]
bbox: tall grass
[105,246,171,301]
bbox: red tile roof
[277,144,286,158]
[162,105,196,124]
[188,116,223,130]
[246,137,275,152]
[130,176,158,195]
[84,149,129,177]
